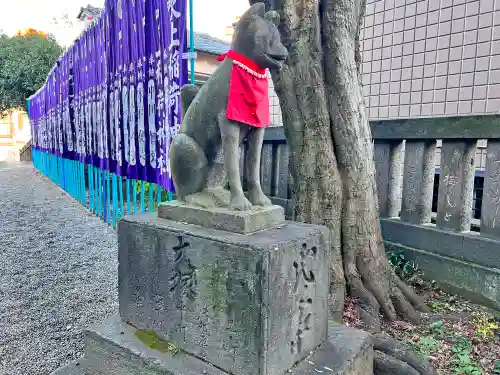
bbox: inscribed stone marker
[271,146,279,197]
[481,141,500,238]
[374,141,403,218]
[388,141,404,218]
[260,143,273,196]
[276,144,289,199]
[401,140,436,224]
[436,140,476,232]
[374,141,390,217]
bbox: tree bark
[249,0,428,329]
[259,0,346,320]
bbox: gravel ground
[0,163,118,375]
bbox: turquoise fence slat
[106,171,111,225]
[140,181,145,213]
[89,165,94,212]
[133,180,137,214]
[119,176,125,219]
[126,179,131,215]
[148,184,154,212]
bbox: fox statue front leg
[246,127,272,207]
[219,114,253,211]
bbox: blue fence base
[31,148,172,227]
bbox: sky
[0,0,248,46]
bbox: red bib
[217,50,270,128]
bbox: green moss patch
[134,330,180,354]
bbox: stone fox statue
[170,2,287,211]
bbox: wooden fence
[246,115,500,310]
[19,140,32,161]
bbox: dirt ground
[344,273,500,375]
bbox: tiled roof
[77,4,102,20]
[194,33,230,55]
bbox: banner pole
[189,0,195,84]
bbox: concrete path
[0,163,118,375]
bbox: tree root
[394,275,430,313]
[345,265,429,331]
[345,272,382,331]
[374,351,420,375]
[373,334,438,375]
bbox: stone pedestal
[119,208,329,375]
[50,200,373,375]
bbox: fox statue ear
[246,2,266,17]
[264,10,280,27]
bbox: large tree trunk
[262,0,346,321]
[249,0,429,330]
[246,1,437,373]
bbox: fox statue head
[231,3,288,70]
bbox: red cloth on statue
[217,50,270,128]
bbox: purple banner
[95,17,107,169]
[134,0,148,181]
[126,0,137,180]
[27,0,188,190]
[144,0,162,184]
[73,40,82,162]
[162,0,188,191]
[61,51,74,159]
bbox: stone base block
[51,315,373,375]
[292,324,373,375]
[118,213,329,375]
[157,190,285,234]
[81,315,226,375]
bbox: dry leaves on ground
[343,275,500,375]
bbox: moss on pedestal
[134,330,180,354]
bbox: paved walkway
[0,163,118,375]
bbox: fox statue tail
[180,84,200,117]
